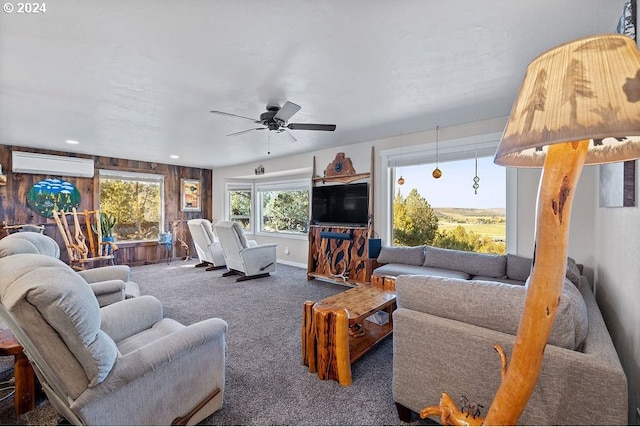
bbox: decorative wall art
[599,0,638,207]
[27,178,81,218]
[180,178,201,212]
[599,160,636,207]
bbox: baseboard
[277,259,307,269]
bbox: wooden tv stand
[307,148,375,286]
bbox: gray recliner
[187,218,226,270]
[214,221,277,281]
[0,253,227,425]
[0,232,140,306]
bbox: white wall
[212,117,511,266]
[512,165,598,283]
[212,116,598,270]
[594,160,640,424]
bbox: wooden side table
[0,329,36,417]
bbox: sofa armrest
[100,295,164,342]
[240,244,277,275]
[110,317,227,381]
[88,280,126,307]
[392,307,627,425]
[76,318,228,411]
[77,265,131,283]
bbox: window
[384,131,507,254]
[227,183,253,231]
[98,170,164,242]
[393,157,506,254]
[256,180,310,236]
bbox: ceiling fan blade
[210,110,259,123]
[287,123,336,131]
[227,128,266,137]
[274,101,301,123]
[281,129,297,143]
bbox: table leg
[313,305,352,386]
[302,301,317,374]
[13,351,35,417]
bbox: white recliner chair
[0,253,227,425]
[187,219,226,271]
[0,232,140,306]
[213,221,277,281]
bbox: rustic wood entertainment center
[306,148,375,286]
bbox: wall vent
[11,151,95,178]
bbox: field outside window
[98,170,164,242]
[257,183,309,236]
[393,156,506,254]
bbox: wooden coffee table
[302,284,396,386]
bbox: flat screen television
[311,182,369,226]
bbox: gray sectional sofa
[373,245,628,425]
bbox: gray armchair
[187,218,226,270]
[0,253,227,425]
[0,232,140,306]
[214,221,277,281]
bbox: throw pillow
[377,245,425,266]
[506,254,532,282]
[566,257,582,289]
[423,245,507,278]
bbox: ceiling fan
[210,101,336,142]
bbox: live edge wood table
[302,283,396,386]
[0,329,36,417]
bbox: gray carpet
[0,260,435,425]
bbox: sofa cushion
[506,254,532,282]
[507,254,583,289]
[373,263,470,280]
[396,275,588,350]
[377,245,425,266]
[423,245,507,278]
[471,275,526,286]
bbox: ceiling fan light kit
[210,101,336,143]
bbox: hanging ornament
[432,126,442,179]
[397,134,405,185]
[473,146,480,194]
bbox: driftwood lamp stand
[422,34,640,425]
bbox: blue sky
[396,156,506,209]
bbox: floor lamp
[422,34,640,425]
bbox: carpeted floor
[0,260,436,425]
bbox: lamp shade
[495,34,640,167]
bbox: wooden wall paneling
[0,144,213,266]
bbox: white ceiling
[0,0,625,169]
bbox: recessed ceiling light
[65,139,79,145]
[170,154,180,159]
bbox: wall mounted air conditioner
[12,151,95,178]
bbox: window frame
[380,131,516,252]
[97,169,165,243]
[225,182,254,233]
[255,179,311,239]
